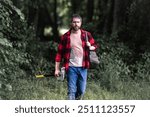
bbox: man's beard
[72,26,80,31]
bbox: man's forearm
[55,62,60,70]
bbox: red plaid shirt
[55,29,97,71]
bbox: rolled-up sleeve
[88,32,98,50]
[55,36,64,62]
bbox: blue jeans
[67,66,87,100]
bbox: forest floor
[6,75,150,100]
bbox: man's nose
[75,22,78,25]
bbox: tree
[95,0,114,34]
[127,0,150,52]
[112,0,131,34]
[87,0,94,22]
[71,0,81,13]
[12,0,59,41]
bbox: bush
[0,0,36,99]
[97,52,131,92]
[88,35,132,92]
[0,0,57,99]
[131,52,150,82]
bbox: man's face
[71,18,82,31]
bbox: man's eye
[73,21,79,23]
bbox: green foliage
[127,0,150,52]
[0,0,26,41]
[0,0,58,99]
[6,76,150,100]
[0,0,35,99]
[0,44,33,99]
[7,77,67,100]
[88,33,149,95]
[131,52,150,81]
[98,52,130,92]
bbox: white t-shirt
[69,32,83,67]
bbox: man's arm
[55,62,60,77]
[86,41,96,50]
[86,32,97,50]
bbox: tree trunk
[53,0,59,42]
[97,0,108,34]
[112,0,130,34]
[103,0,114,34]
[112,0,119,33]
[87,0,94,22]
[27,3,39,38]
[71,0,80,13]
[40,1,59,42]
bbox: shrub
[88,35,132,92]
[131,52,150,82]
[0,0,35,99]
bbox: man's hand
[86,42,91,47]
[55,69,60,77]
[89,46,95,50]
[86,41,95,50]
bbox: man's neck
[71,29,81,34]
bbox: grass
[6,76,150,100]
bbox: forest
[0,0,150,99]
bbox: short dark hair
[71,14,82,22]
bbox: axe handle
[35,74,54,78]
